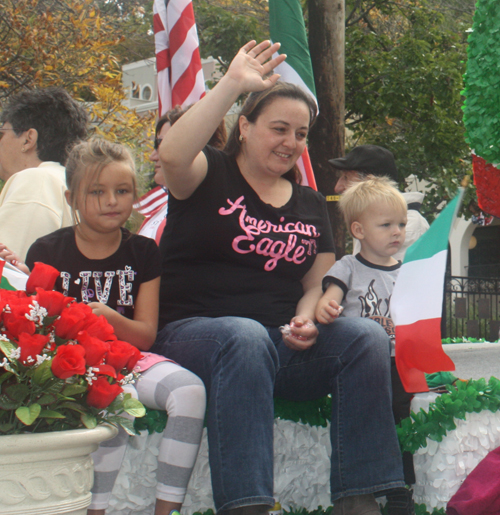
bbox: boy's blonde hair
[339,175,407,236]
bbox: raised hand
[225,40,287,94]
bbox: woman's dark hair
[0,87,89,165]
[224,82,318,184]
[156,104,227,150]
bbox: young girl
[20,138,206,515]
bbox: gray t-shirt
[322,254,401,355]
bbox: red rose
[85,314,117,342]
[54,303,92,339]
[34,289,73,317]
[18,332,50,365]
[86,376,123,409]
[51,344,87,379]
[0,289,27,315]
[3,297,36,337]
[26,262,60,294]
[76,331,110,367]
[92,364,117,378]
[106,340,140,372]
[126,346,142,372]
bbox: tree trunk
[308,0,346,257]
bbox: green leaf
[16,403,42,425]
[32,360,54,385]
[0,340,16,360]
[0,422,14,434]
[39,409,66,419]
[110,415,138,436]
[123,397,146,418]
[37,393,58,406]
[81,412,97,429]
[58,401,88,414]
[0,371,14,385]
[62,384,88,397]
[5,383,30,402]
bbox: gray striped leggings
[89,361,206,510]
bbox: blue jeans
[152,316,404,512]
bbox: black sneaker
[386,488,415,515]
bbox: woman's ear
[239,115,249,140]
[64,189,73,208]
[351,221,364,240]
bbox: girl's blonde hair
[65,138,137,225]
[339,175,407,236]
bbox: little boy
[315,176,415,515]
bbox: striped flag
[134,186,168,218]
[0,260,28,291]
[153,0,206,115]
[269,0,318,190]
[134,186,169,244]
[391,191,463,392]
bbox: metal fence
[443,275,500,341]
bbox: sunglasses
[154,137,163,150]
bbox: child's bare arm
[88,276,160,350]
[315,283,344,325]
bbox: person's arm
[282,252,335,351]
[159,40,286,200]
[88,276,160,351]
[315,283,344,325]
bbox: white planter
[0,424,118,515]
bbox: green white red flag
[269,0,318,190]
[0,260,28,291]
[391,191,463,392]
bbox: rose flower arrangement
[0,262,145,434]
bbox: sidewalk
[443,342,500,381]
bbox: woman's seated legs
[273,317,405,503]
[152,317,279,513]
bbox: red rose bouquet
[0,262,145,434]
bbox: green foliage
[397,377,500,454]
[462,0,500,164]
[194,0,268,73]
[134,406,169,434]
[274,396,332,428]
[344,0,474,220]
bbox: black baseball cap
[328,145,398,182]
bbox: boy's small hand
[316,300,343,325]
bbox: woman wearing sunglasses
[0,87,88,261]
[136,106,226,244]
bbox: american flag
[134,186,168,218]
[153,0,206,115]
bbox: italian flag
[391,191,463,392]
[269,0,317,190]
[0,260,28,291]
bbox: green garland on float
[462,0,500,164]
[135,376,500,445]
[397,377,500,454]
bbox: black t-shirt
[158,146,335,328]
[26,227,161,320]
